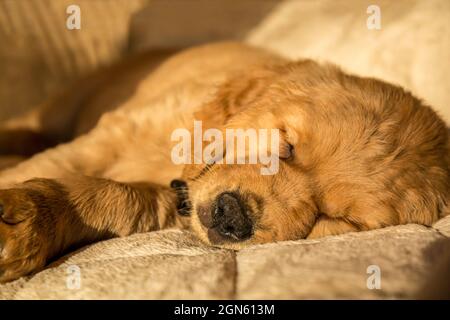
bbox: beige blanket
[1,217,449,299]
[1,0,449,299]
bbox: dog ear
[182,64,285,182]
[194,59,323,126]
[194,65,280,127]
[217,67,278,116]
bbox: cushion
[0,0,147,121]
[1,218,449,299]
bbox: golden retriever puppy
[0,42,448,282]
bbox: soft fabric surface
[0,0,147,121]
[0,0,449,299]
[1,217,449,299]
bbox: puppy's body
[0,42,448,282]
[0,43,282,184]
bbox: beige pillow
[0,0,147,121]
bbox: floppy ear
[180,66,278,182]
[193,59,323,127]
[217,67,279,116]
[194,65,280,127]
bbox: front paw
[0,186,56,283]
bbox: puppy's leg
[307,205,399,239]
[0,175,182,283]
[0,110,130,188]
[307,216,359,239]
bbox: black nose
[213,192,253,241]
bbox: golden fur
[0,42,448,282]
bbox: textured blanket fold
[1,216,449,299]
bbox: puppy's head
[173,60,449,249]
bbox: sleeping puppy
[0,42,448,282]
